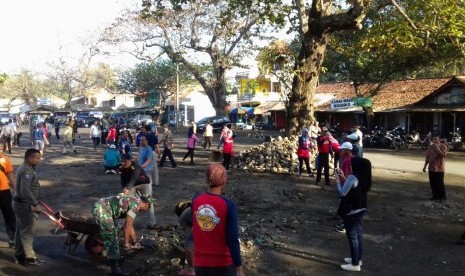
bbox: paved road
[364,148,464,176]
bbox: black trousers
[55,127,60,139]
[92,137,100,149]
[183,148,195,163]
[298,156,311,175]
[159,148,177,167]
[428,171,446,200]
[0,189,16,240]
[15,132,22,146]
[333,152,340,173]
[223,153,232,170]
[195,265,236,276]
[316,153,330,184]
[101,131,108,144]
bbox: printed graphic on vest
[195,204,220,231]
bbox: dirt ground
[1,126,465,276]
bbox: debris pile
[231,136,300,174]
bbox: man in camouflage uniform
[92,193,153,276]
[12,148,43,266]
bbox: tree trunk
[288,32,329,133]
[363,106,374,131]
[205,86,227,115]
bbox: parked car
[77,115,98,128]
[196,116,231,133]
[0,113,12,124]
[132,114,153,125]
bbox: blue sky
[0,0,138,74]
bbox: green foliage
[244,80,259,96]
[0,73,8,85]
[117,60,194,95]
[322,0,465,89]
[0,70,45,104]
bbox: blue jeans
[343,210,365,266]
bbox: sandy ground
[0,126,464,276]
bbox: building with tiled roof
[314,76,465,137]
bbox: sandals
[125,242,144,252]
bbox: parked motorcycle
[449,128,462,150]
[390,126,408,149]
[406,130,420,145]
[421,131,432,150]
[364,126,384,148]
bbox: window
[110,99,116,107]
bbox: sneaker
[111,170,118,174]
[26,258,46,266]
[336,227,346,233]
[309,173,315,178]
[344,258,362,266]
[341,263,361,272]
[8,239,14,248]
[106,170,111,175]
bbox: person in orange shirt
[0,143,16,247]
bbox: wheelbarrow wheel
[85,233,104,255]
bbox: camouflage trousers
[92,202,119,260]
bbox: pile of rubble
[231,136,302,174]
[128,225,259,275]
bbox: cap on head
[174,201,192,217]
[347,133,359,141]
[206,163,227,188]
[109,144,116,149]
[139,193,155,205]
[302,128,308,134]
[340,142,353,151]
[121,153,132,160]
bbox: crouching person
[92,193,153,276]
[175,201,194,276]
[104,144,121,174]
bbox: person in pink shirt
[183,126,200,165]
[222,130,234,170]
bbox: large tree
[0,70,45,106]
[48,41,116,107]
[321,0,465,128]
[102,0,282,115]
[249,0,465,132]
[117,60,194,121]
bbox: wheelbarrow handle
[40,210,65,229]
[39,201,56,216]
[38,201,65,229]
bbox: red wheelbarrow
[39,201,104,255]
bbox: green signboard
[353,97,373,108]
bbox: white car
[89,111,104,119]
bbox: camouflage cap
[139,193,155,205]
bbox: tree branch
[390,0,417,30]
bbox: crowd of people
[0,113,459,275]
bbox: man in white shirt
[1,122,14,154]
[203,121,213,150]
[90,121,101,150]
[354,125,363,148]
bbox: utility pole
[175,62,180,130]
